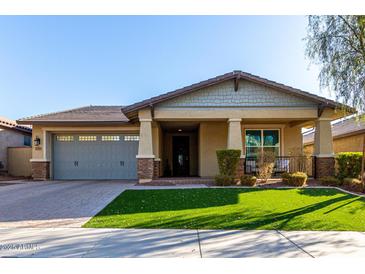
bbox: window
[24,135,31,146]
[245,129,280,157]
[102,135,120,141]
[56,136,74,142]
[79,136,97,141]
[124,135,139,141]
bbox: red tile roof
[0,116,32,134]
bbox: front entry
[172,136,190,176]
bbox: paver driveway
[0,181,134,228]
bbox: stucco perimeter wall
[0,128,26,171]
[304,133,365,155]
[8,147,32,177]
[199,122,228,177]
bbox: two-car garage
[52,133,139,180]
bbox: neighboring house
[17,71,352,182]
[0,116,32,172]
[303,115,365,154]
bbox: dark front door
[172,136,190,176]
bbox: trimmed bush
[343,178,364,193]
[240,175,257,186]
[215,175,236,186]
[281,172,291,183]
[287,172,308,187]
[216,149,241,176]
[336,152,363,180]
[319,176,341,186]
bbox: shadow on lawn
[98,188,254,214]
[297,188,346,197]
[123,194,360,230]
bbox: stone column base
[137,158,154,183]
[153,159,161,179]
[315,157,335,178]
[31,161,50,180]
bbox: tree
[305,16,365,112]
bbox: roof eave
[16,120,131,125]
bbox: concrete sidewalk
[1,228,365,258]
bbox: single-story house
[0,116,32,172]
[17,71,352,182]
[303,115,365,154]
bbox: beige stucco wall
[199,122,228,177]
[305,133,365,154]
[7,147,32,177]
[283,126,303,155]
[152,122,161,159]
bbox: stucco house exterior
[303,115,365,154]
[17,71,352,182]
[0,116,32,173]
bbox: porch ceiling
[160,122,199,133]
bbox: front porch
[136,108,335,183]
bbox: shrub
[343,178,364,192]
[216,149,241,176]
[215,175,236,186]
[281,172,291,183]
[257,150,275,182]
[319,176,341,186]
[240,175,257,186]
[336,152,363,180]
[287,172,308,187]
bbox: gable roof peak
[122,70,351,115]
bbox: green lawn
[83,188,365,231]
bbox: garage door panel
[53,134,138,180]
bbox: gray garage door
[53,134,139,180]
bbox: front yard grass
[83,188,365,231]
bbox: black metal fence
[244,156,315,177]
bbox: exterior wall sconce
[34,136,41,146]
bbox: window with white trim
[102,136,120,141]
[245,129,280,157]
[124,135,139,141]
[56,136,74,142]
[79,136,97,141]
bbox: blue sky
[0,16,326,119]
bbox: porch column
[313,118,335,178]
[137,109,155,183]
[227,118,244,176]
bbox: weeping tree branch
[306,15,365,113]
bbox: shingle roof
[303,115,365,145]
[0,116,32,134]
[122,70,351,115]
[17,106,128,123]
